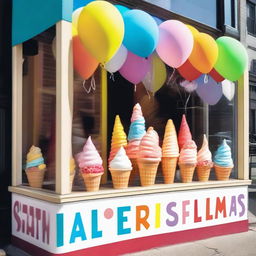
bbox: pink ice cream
[138,127,162,159]
[197,135,213,166]
[77,136,104,174]
[131,103,143,122]
[179,140,197,165]
[126,139,140,159]
[178,115,192,150]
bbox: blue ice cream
[128,117,146,141]
[214,139,233,167]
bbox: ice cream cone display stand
[10,0,250,255]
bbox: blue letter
[69,213,87,243]
[91,210,102,239]
[117,206,131,235]
[56,213,64,247]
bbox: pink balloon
[119,51,150,84]
[156,20,193,68]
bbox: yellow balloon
[72,26,78,37]
[72,7,83,30]
[77,1,124,64]
[143,52,167,94]
[186,25,199,37]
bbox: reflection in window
[247,1,256,35]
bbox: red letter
[215,197,227,218]
[42,210,50,244]
[35,208,41,240]
[22,204,27,233]
[13,201,21,232]
[136,205,150,231]
[206,198,213,220]
[182,200,190,224]
[194,200,202,223]
[26,206,35,237]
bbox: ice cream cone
[179,163,196,183]
[69,172,75,192]
[161,157,178,184]
[81,172,103,191]
[214,165,232,181]
[196,165,212,182]
[129,158,139,185]
[137,158,160,186]
[110,169,131,189]
[25,167,45,188]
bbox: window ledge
[9,179,251,204]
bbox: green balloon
[214,36,248,81]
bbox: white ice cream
[109,147,132,170]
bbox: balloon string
[204,74,209,84]
[184,94,191,115]
[167,68,176,85]
[100,63,106,69]
[91,75,96,91]
[82,75,96,94]
[176,83,185,106]
[134,84,137,92]
[109,72,115,81]
[146,89,151,100]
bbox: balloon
[73,35,99,79]
[214,36,248,81]
[209,68,224,82]
[72,7,83,29]
[143,52,167,94]
[119,51,150,84]
[72,26,78,36]
[178,59,202,81]
[180,80,198,92]
[153,16,163,25]
[196,75,223,105]
[222,80,235,101]
[105,45,128,73]
[123,10,159,57]
[186,25,199,37]
[189,33,218,74]
[156,20,193,68]
[78,1,124,63]
[115,4,130,16]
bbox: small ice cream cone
[26,167,45,188]
[196,165,212,182]
[82,172,103,191]
[70,172,75,192]
[129,158,139,185]
[179,163,196,183]
[162,157,178,184]
[214,165,232,181]
[110,169,131,189]
[137,158,160,186]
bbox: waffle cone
[162,157,178,184]
[137,158,160,186]
[110,169,131,189]
[178,163,196,183]
[81,172,103,192]
[196,165,212,182]
[25,168,45,188]
[129,158,139,185]
[214,165,233,181]
[69,172,75,192]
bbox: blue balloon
[123,10,159,57]
[115,5,130,17]
[73,0,94,11]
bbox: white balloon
[72,7,83,29]
[222,79,235,101]
[105,45,128,73]
[180,80,198,92]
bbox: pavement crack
[195,242,223,256]
[249,227,256,232]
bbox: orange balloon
[73,36,99,79]
[189,33,218,74]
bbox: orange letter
[136,205,150,231]
[215,197,227,219]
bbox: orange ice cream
[178,114,192,150]
[138,127,161,159]
[109,115,127,163]
[162,119,179,157]
[126,139,140,159]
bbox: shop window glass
[225,0,237,28]
[22,27,56,190]
[247,1,256,35]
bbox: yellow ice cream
[70,157,76,174]
[26,145,46,170]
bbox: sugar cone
[196,165,212,182]
[69,172,75,192]
[179,163,196,183]
[129,158,139,185]
[25,168,45,188]
[137,158,160,186]
[110,169,131,189]
[81,173,103,192]
[162,157,177,184]
[214,165,232,181]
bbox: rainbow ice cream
[196,135,213,181]
[162,119,179,184]
[109,115,127,164]
[126,104,146,185]
[25,146,46,188]
[178,140,197,182]
[214,139,233,180]
[138,127,161,186]
[109,147,132,189]
[178,115,192,150]
[77,136,104,191]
